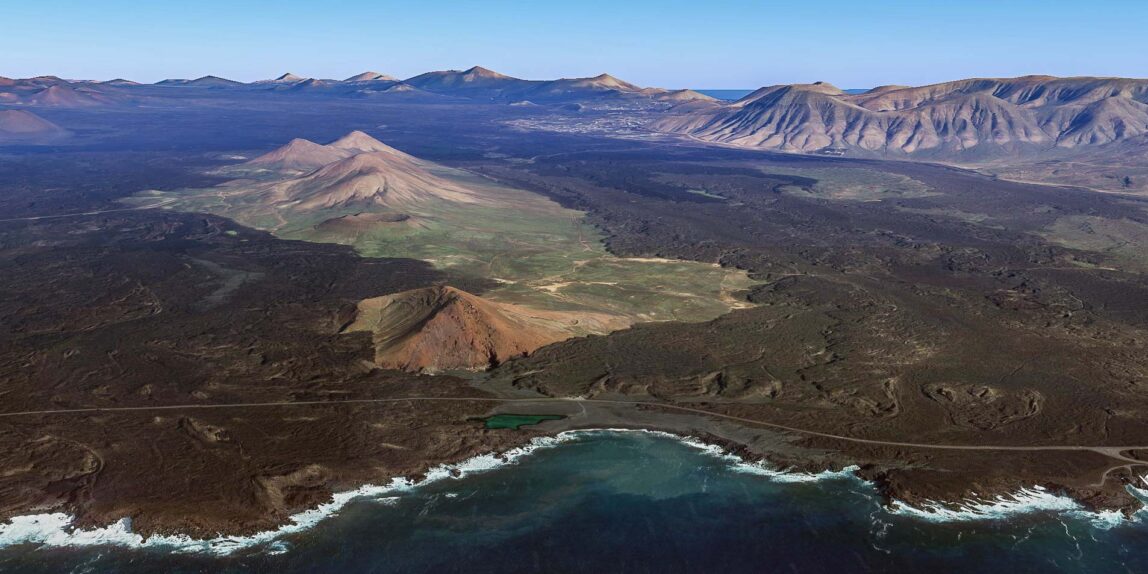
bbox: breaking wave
[0,428,1140,555]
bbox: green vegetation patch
[1041,214,1148,272]
[764,166,934,201]
[141,162,757,330]
[482,414,565,430]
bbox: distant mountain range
[0,75,124,108]
[4,69,1148,170]
[654,76,1148,160]
[399,66,712,103]
[0,67,717,108]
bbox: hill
[24,84,113,107]
[344,286,572,372]
[271,73,305,83]
[328,130,408,154]
[243,137,353,171]
[404,66,530,99]
[0,77,126,107]
[266,148,484,211]
[227,131,488,213]
[344,71,398,82]
[403,66,712,103]
[156,75,245,87]
[0,109,70,142]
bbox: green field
[134,163,756,332]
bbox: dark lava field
[4,91,1148,535]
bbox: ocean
[2,430,1147,573]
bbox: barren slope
[344,286,574,372]
[243,137,353,171]
[0,109,69,142]
[263,148,485,211]
[653,76,1148,159]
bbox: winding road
[0,198,178,223]
[2,396,1145,465]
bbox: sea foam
[0,432,575,555]
[0,428,855,554]
[889,487,1080,522]
[888,478,1148,527]
[0,429,1139,554]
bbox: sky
[3,0,1146,88]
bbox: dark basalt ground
[3,96,1148,536]
[0,149,515,536]
[474,141,1148,510]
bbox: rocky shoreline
[5,413,1146,552]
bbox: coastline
[1,427,1143,556]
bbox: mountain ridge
[0,68,716,105]
[653,76,1148,158]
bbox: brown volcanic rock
[653,76,1148,158]
[345,286,571,372]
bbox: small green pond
[482,414,566,430]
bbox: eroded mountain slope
[653,76,1148,158]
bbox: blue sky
[3,0,1145,88]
